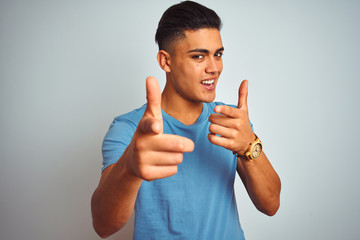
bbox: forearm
[91,153,142,238]
[237,152,281,216]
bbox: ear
[157,50,171,72]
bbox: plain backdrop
[1,0,359,239]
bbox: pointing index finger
[147,134,195,153]
[214,105,239,118]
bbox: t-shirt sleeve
[101,118,137,172]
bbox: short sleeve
[101,119,137,172]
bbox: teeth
[201,79,215,85]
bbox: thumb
[145,76,162,119]
[139,76,163,134]
[237,80,248,110]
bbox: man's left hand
[208,80,255,154]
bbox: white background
[1,0,359,239]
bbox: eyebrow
[187,47,224,54]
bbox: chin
[202,95,216,103]
[203,99,214,103]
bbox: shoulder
[113,104,147,127]
[105,104,146,139]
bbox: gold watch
[233,134,262,161]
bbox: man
[91,1,281,239]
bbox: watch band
[233,134,262,161]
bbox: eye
[192,55,204,60]
[215,52,223,58]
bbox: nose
[205,57,222,74]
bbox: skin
[159,28,224,124]
[91,28,281,238]
[208,79,281,215]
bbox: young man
[91,1,281,239]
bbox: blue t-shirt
[102,102,247,240]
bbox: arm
[236,151,281,216]
[91,77,194,238]
[91,161,142,238]
[208,80,281,216]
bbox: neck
[161,85,203,125]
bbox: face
[165,28,224,104]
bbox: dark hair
[155,1,222,51]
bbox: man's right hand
[92,77,194,237]
[124,76,195,181]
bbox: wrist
[233,134,262,161]
[118,147,143,182]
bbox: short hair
[155,1,222,51]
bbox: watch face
[251,143,262,159]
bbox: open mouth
[201,79,215,86]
